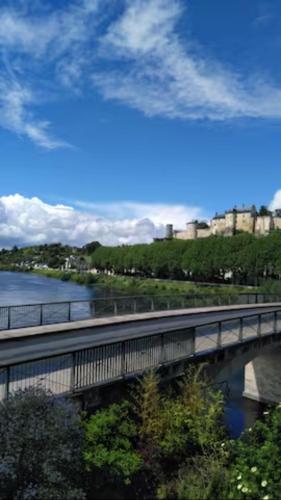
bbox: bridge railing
[1,306,281,401]
[0,292,281,330]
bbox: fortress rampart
[168,205,281,240]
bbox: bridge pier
[244,347,281,404]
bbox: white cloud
[0,0,104,148]
[0,194,206,248]
[95,0,281,121]
[2,0,281,148]
[0,78,68,149]
[269,190,281,211]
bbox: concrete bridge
[1,294,281,405]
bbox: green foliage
[158,452,229,500]
[0,243,82,270]
[227,404,281,499]
[34,268,97,285]
[91,231,281,285]
[0,387,86,500]
[134,368,224,466]
[83,401,143,485]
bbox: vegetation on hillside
[0,243,82,270]
[90,232,281,285]
[1,369,280,499]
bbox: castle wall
[172,207,281,241]
[197,228,211,238]
[235,213,255,234]
[225,212,236,236]
[210,218,226,236]
[174,230,195,240]
[273,217,281,231]
[255,216,273,235]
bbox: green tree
[84,401,142,489]
[0,387,85,500]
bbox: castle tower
[185,221,197,239]
[165,224,174,239]
[225,209,236,236]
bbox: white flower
[237,484,242,490]
[237,474,242,480]
[263,411,269,415]
[251,466,257,473]
[263,496,270,500]
[261,480,268,487]
[221,442,225,447]
[248,427,252,432]
[242,486,248,493]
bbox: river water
[0,271,264,436]
[0,271,121,305]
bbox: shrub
[0,387,85,500]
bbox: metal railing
[1,293,281,330]
[1,306,281,400]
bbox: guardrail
[1,306,281,400]
[0,293,281,330]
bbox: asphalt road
[0,305,280,367]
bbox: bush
[84,401,143,490]
[0,387,85,500]
[227,404,281,499]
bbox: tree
[83,401,142,490]
[0,387,85,500]
[258,205,271,216]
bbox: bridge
[1,293,281,405]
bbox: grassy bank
[32,268,97,285]
[33,269,254,295]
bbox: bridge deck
[0,303,280,367]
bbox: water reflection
[224,368,265,437]
[0,271,123,306]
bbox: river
[0,271,121,305]
[0,271,264,436]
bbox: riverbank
[32,269,254,296]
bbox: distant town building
[167,205,281,240]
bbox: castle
[167,205,281,240]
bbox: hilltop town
[167,205,281,240]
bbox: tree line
[91,232,281,285]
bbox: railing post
[217,322,222,348]
[133,299,137,314]
[121,341,126,377]
[150,298,155,312]
[68,302,71,322]
[161,333,165,364]
[167,299,170,310]
[113,301,118,315]
[90,300,95,319]
[239,317,243,342]
[5,366,10,400]
[274,311,277,334]
[40,304,43,325]
[7,307,11,330]
[255,294,258,304]
[191,327,196,356]
[257,315,262,337]
[71,352,75,393]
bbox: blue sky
[1,0,281,246]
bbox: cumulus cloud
[0,194,206,248]
[2,0,281,148]
[269,190,281,211]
